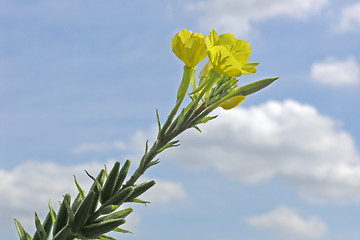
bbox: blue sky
[1,0,360,239]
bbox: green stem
[158,65,196,139]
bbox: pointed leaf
[101,162,120,204]
[14,219,32,240]
[73,175,85,200]
[95,208,133,223]
[197,115,217,124]
[100,235,117,240]
[48,200,56,226]
[72,190,95,233]
[130,198,151,205]
[34,213,47,240]
[156,109,161,132]
[97,205,119,215]
[192,126,201,132]
[81,219,126,238]
[52,226,70,240]
[126,181,155,202]
[114,160,131,192]
[113,227,133,234]
[71,193,83,213]
[53,194,71,236]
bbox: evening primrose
[171,29,207,67]
[205,29,258,77]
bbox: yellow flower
[205,29,258,77]
[219,96,246,109]
[171,29,207,67]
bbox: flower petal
[220,96,246,109]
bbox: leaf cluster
[14,161,155,240]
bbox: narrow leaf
[126,181,155,202]
[52,226,70,240]
[72,190,95,234]
[14,219,32,240]
[87,169,107,218]
[34,213,47,240]
[73,175,85,200]
[101,161,121,204]
[156,109,161,132]
[100,235,117,240]
[192,126,201,132]
[113,227,133,234]
[63,196,75,227]
[53,194,71,236]
[95,208,133,223]
[114,160,131,192]
[197,115,217,124]
[130,198,151,205]
[97,205,119,215]
[81,219,126,238]
[71,193,83,213]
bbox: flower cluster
[171,29,260,110]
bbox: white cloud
[246,206,327,238]
[0,160,186,234]
[311,56,360,86]
[337,2,360,33]
[186,0,328,36]
[71,141,127,153]
[162,99,360,203]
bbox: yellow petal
[231,40,252,66]
[171,29,207,67]
[205,29,220,50]
[199,61,213,79]
[241,62,259,75]
[220,96,246,109]
[208,46,242,77]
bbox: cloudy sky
[1,0,360,239]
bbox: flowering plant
[14,29,277,240]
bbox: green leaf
[192,126,202,132]
[157,140,180,153]
[101,162,121,204]
[126,181,156,202]
[104,186,134,206]
[86,170,102,193]
[234,77,278,96]
[53,194,71,236]
[113,227,133,234]
[81,219,126,238]
[100,235,117,240]
[130,198,151,205]
[114,160,131,193]
[197,115,217,124]
[95,208,133,223]
[146,159,160,169]
[88,186,134,223]
[52,226,70,240]
[71,193,83,213]
[87,169,107,218]
[72,190,95,234]
[14,219,32,240]
[63,196,75,227]
[48,200,56,226]
[34,213,47,240]
[73,175,85,200]
[97,205,119,215]
[156,109,162,132]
